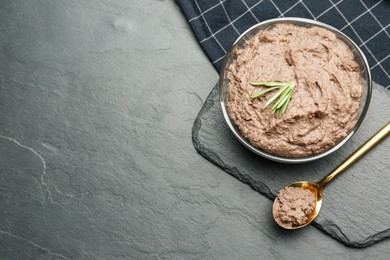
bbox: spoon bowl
[272,181,323,230]
[273,122,390,229]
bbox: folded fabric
[178,0,390,88]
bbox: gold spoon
[273,122,390,229]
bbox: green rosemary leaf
[263,83,291,109]
[272,83,293,111]
[279,89,293,118]
[272,94,285,112]
[249,81,288,87]
[271,105,278,114]
[250,86,280,99]
[249,80,295,118]
[276,86,293,110]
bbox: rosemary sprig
[249,80,295,118]
[250,86,279,99]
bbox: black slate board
[192,82,390,248]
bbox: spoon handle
[319,122,390,188]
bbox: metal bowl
[219,17,372,164]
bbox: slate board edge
[191,82,390,248]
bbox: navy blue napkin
[178,0,390,89]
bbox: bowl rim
[219,17,372,164]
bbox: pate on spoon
[273,122,390,229]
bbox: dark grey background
[1,0,390,259]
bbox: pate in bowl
[220,18,372,163]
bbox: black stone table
[0,0,389,259]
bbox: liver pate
[273,187,316,227]
[227,24,363,157]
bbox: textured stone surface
[0,0,390,259]
[193,82,390,248]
